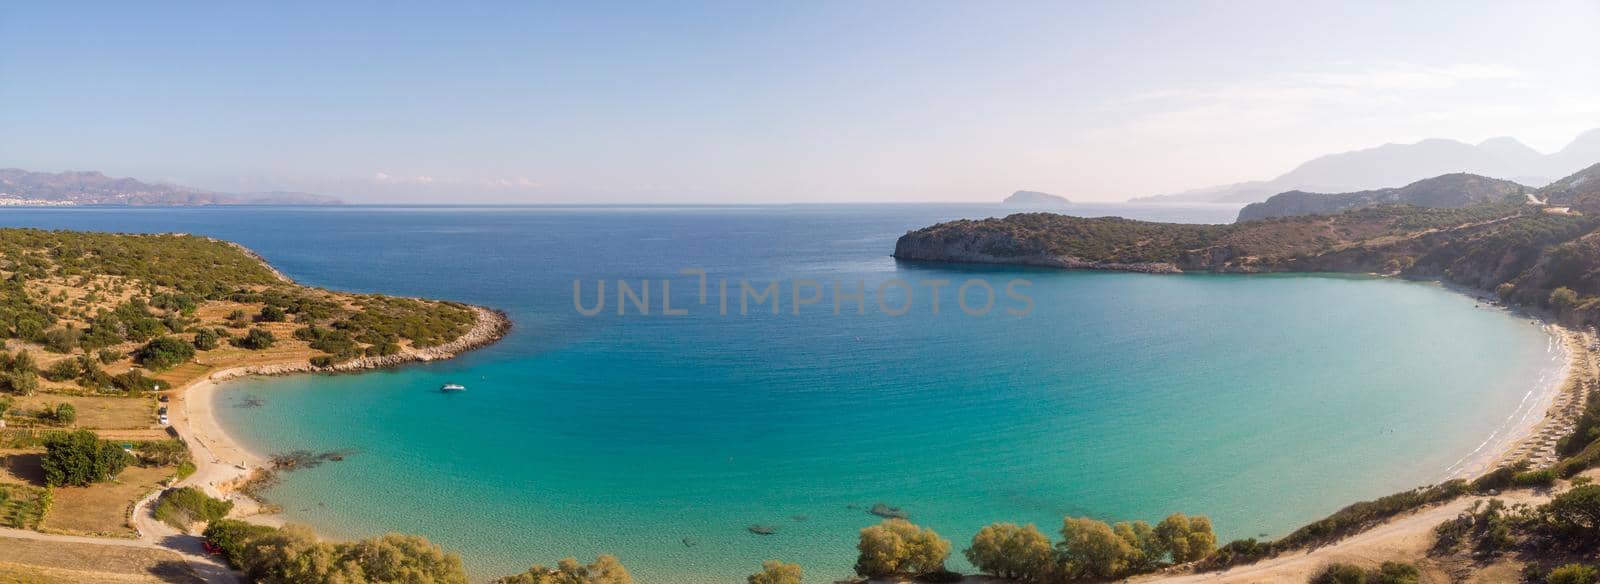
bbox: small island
[1003,190,1072,207]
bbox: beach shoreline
[171,304,511,520]
[171,280,1596,568]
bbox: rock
[747,525,776,535]
[869,503,907,519]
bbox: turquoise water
[0,205,1562,583]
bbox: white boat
[440,383,467,392]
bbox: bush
[43,359,81,382]
[203,518,277,567]
[1538,484,1600,549]
[40,327,78,353]
[257,305,286,323]
[153,487,232,531]
[747,560,801,584]
[112,370,158,393]
[233,328,276,350]
[855,518,950,578]
[135,440,189,466]
[41,429,130,486]
[225,524,471,584]
[495,554,630,584]
[134,336,195,371]
[96,348,123,364]
[53,402,76,426]
[1548,564,1599,584]
[1309,563,1368,584]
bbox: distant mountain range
[1236,173,1529,222]
[1134,129,1600,204]
[0,168,341,206]
[1003,190,1072,207]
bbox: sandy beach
[169,305,511,521]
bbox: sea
[0,203,1564,582]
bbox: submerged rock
[869,503,908,519]
[747,525,777,536]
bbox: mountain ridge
[0,168,342,206]
[1134,130,1600,204]
[1236,174,1529,222]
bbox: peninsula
[0,228,511,582]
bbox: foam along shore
[1440,320,1584,480]
[172,305,511,515]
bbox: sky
[2,1,1599,204]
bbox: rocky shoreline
[203,305,511,382]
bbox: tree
[343,533,468,584]
[854,519,950,578]
[1057,517,1133,580]
[747,560,802,584]
[233,328,276,350]
[1548,564,1599,584]
[1154,513,1216,563]
[193,328,220,350]
[135,336,196,370]
[496,555,633,584]
[1114,520,1163,572]
[203,519,277,567]
[1552,287,1582,311]
[41,429,130,486]
[965,522,1053,581]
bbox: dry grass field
[0,538,203,583]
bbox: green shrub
[203,518,277,567]
[134,336,196,371]
[746,560,802,584]
[232,328,276,350]
[256,305,286,323]
[52,403,76,426]
[112,370,158,393]
[1548,563,1599,584]
[153,487,232,531]
[495,554,628,584]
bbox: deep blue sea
[0,203,1562,582]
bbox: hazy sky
[3,1,1598,203]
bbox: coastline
[167,276,1593,576]
[171,305,512,519]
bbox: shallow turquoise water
[0,205,1562,582]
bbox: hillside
[898,164,1600,318]
[1134,130,1600,204]
[0,229,506,398]
[0,169,342,206]
[1236,173,1528,221]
